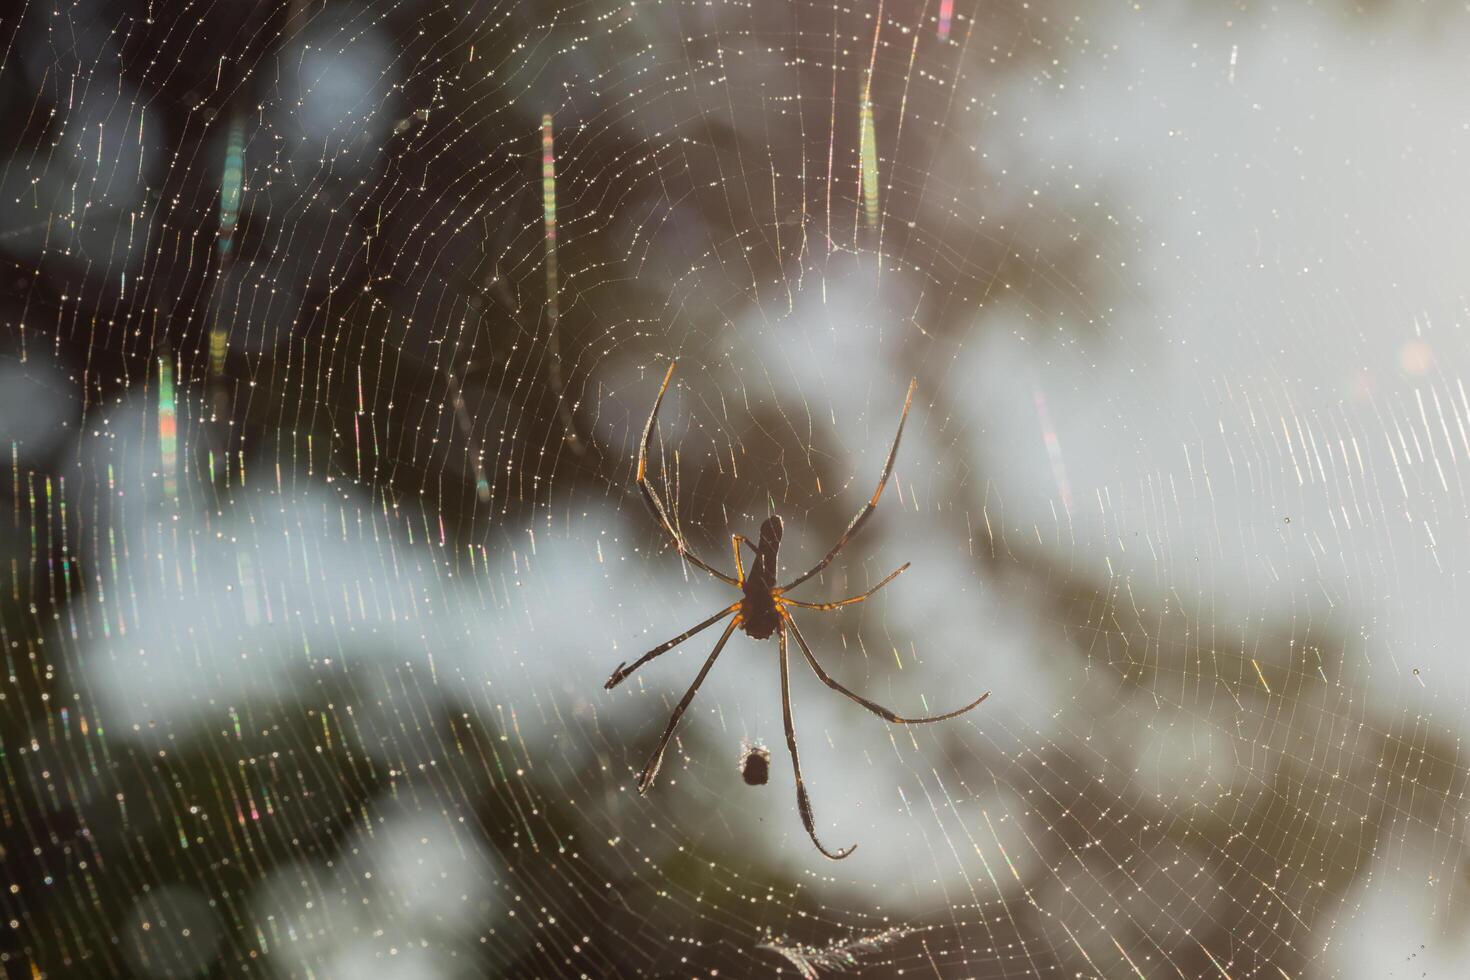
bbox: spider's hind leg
[779,563,910,610]
[635,362,739,587]
[779,378,917,592]
[731,535,752,585]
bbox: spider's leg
[778,623,857,860]
[779,563,910,610]
[634,616,741,795]
[638,362,738,586]
[605,602,740,690]
[781,379,917,591]
[784,613,989,724]
[730,535,750,585]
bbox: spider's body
[739,516,784,640]
[605,362,989,859]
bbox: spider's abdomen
[740,515,784,640]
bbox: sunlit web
[2,1,1469,977]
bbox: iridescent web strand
[541,113,580,453]
[859,74,880,230]
[158,355,177,503]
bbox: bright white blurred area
[984,6,1470,690]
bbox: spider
[605,362,990,859]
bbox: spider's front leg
[605,602,739,690]
[634,616,741,794]
[777,622,857,860]
[783,611,989,724]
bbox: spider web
[2,0,1468,976]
